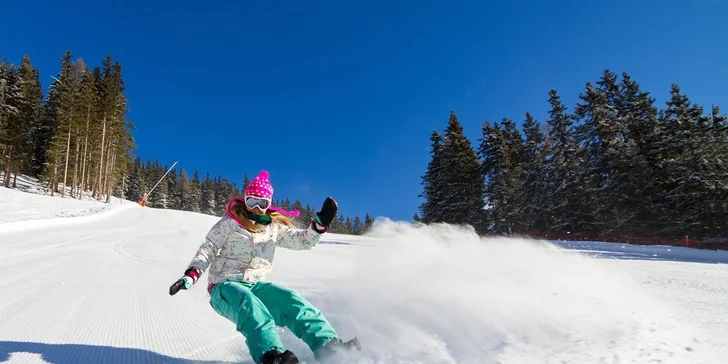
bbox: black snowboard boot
[315,337,362,360]
[260,349,299,364]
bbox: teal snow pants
[209,280,339,364]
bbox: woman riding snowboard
[169,170,360,364]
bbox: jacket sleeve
[276,223,322,250]
[188,216,232,274]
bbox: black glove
[313,197,337,233]
[169,277,191,296]
[169,268,199,296]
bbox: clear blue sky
[2,0,726,221]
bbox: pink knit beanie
[245,170,274,199]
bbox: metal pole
[145,160,178,199]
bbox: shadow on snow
[319,240,352,245]
[0,341,249,364]
[552,240,728,265]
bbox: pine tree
[9,55,43,184]
[345,217,354,234]
[363,213,374,233]
[166,168,179,209]
[291,200,306,227]
[92,56,134,202]
[573,72,616,232]
[353,215,363,234]
[418,130,446,223]
[188,170,202,213]
[651,85,704,238]
[2,63,20,186]
[125,157,145,202]
[328,214,346,233]
[200,171,215,215]
[213,176,234,215]
[71,64,98,198]
[0,59,12,170]
[544,89,583,232]
[440,111,484,229]
[611,72,658,235]
[420,111,485,231]
[499,117,524,234]
[517,112,550,232]
[146,160,163,207]
[706,105,728,239]
[0,58,9,162]
[177,169,192,211]
[478,120,504,233]
[300,203,315,227]
[42,51,80,195]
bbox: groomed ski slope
[1,199,727,363]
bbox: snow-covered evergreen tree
[200,171,215,215]
[352,215,363,234]
[478,120,504,233]
[418,130,446,224]
[188,170,201,213]
[165,168,179,209]
[517,112,550,232]
[148,160,168,208]
[544,89,584,232]
[439,111,484,230]
[125,157,145,202]
[611,72,658,236]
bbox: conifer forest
[418,70,727,244]
[0,51,372,235]
[3,51,725,242]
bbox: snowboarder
[169,170,360,364]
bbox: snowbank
[0,174,127,225]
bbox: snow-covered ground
[0,186,727,363]
[0,174,126,224]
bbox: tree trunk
[121,172,126,202]
[79,106,90,199]
[85,162,93,196]
[103,143,115,201]
[106,150,117,203]
[71,124,80,198]
[101,145,109,200]
[95,113,107,199]
[3,147,12,187]
[0,145,5,174]
[50,148,59,196]
[62,127,71,198]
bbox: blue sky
[2,0,726,221]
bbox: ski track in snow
[0,200,727,363]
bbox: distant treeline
[0,51,373,235]
[125,158,375,235]
[418,69,727,242]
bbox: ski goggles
[244,195,272,210]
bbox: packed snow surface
[0,189,727,363]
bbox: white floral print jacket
[187,199,322,287]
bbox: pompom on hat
[245,170,274,199]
